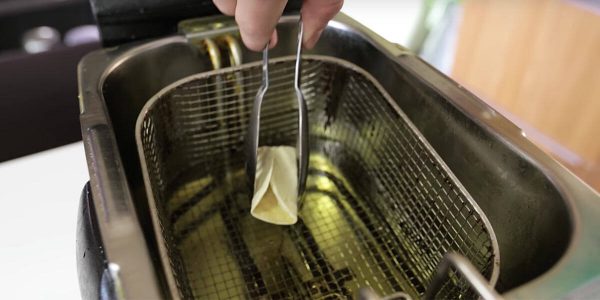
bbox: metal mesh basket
[136,55,499,299]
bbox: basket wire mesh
[136,55,499,299]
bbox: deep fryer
[76,1,600,299]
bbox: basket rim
[134,54,501,298]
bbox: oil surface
[166,155,417,299]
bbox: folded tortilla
[250,146,298,225]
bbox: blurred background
[0,0,598,298]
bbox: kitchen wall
[342,0,423,46]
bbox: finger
[302,0,343,49]
[235,0,288,51]
[269,30,278,49]
[213,0,237,16]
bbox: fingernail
[240,28,276,52]
[240,33,265,52]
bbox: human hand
[212,0,343,51]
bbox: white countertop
[0,3,423,299]
[0,142,87,300]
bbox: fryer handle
[78,182,124,300]
[90,0,302,47]
[77,182,107,300]
[424,252,503,300]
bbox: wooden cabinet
[451,0,600,190]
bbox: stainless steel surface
[294,21,309,196]
[136,55,498,299]
[78,13,600,299]
[425,252,503,300]
[80,124,162,299]
[246,45,269,196]
[246,20,308,197]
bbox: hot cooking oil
[165,154,420,299]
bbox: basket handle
[424,252,503,300]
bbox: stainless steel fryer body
[77,13,600,299]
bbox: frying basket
[136,55,499,299]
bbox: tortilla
[250,146,298,225]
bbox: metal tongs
[246,19,309,197]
